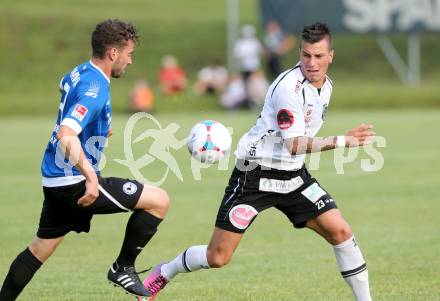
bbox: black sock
[116,210,162,267]
[0,248,42,300]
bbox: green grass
[0,109,439,300]
[0,0,439,115]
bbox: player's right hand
[345,123,376,147]
[78,177,99,207]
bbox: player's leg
[0,180,87,300]
[29,236,65,263]
[141,165,259,299]
[90,178,169,297]
[161,227,243,278]
[0,237,64,300]
[306,209,372,301]
[207,227,243,267]
[139,227,243,300]
[114,183,169,269]
[306,209,352,245]
[134,183,170,217]
[277,167,371,301]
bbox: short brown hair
[301,22,332,49]
[91,19,139,59]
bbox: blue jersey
[41,61,111,186]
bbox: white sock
[160,245,209,280]
[333,236,372,301]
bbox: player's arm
[57,80,106,207]
[273,83,374,156]
[56,126,99,207]
[277,34,296,55]
[286,124,375,155]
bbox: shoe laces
[123,266,152,278]
[147,275,168,295]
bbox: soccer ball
[187,120,232,164]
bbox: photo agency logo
[54,113,386,185]
[114,112,186,186]
[114,113,231,185]
[236,134,386,174]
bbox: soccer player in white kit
[142,23,375,301]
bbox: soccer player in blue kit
[0,20,169,300]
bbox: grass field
[0,109,439,300]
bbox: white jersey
[233,37,262,72]
[235,64,333,170]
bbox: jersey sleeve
[61,80,106,134]
[272,82,305,139]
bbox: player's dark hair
[91,19,139,59]
[301,22,332,49]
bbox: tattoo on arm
[286,136,337,155]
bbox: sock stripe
[182,249,192,272]
[341,263,367,278]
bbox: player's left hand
[78,178,99,207]
[345,123,376,147]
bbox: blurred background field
[1,0,440,300]
[1,0,439,115]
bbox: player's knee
[138,186,170,217]
[29,243,44,262]
[29,239,57,263]
[206,248,232,268]
[329,225,352,245]
[155,188,170,213]
[207,254,230,268]
[151,187,170,217]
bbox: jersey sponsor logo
[301,183,327,203]
[123,182,138,195]
[248,145,257,157]
[277,109,294,130]
[259,176,304,194]
[294,80,301,94]
[322,104,328,121]
[305,104,314,124]
[84,82,99,98]
[71,104,88,121]
[70,67,80,87]
[229,204,258,230]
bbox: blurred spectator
[158,55,187,95]
[220,73,247,110]
[233,25,263,83]
[129,79,154,112]
[263,20,296,79]
[193,63,228,95]
[246,70,269,109]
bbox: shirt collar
[89,60,110,83]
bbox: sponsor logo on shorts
[316,198,334,210]
[301,183,326,203]
[71,104,88,121]
[123,182,138,195]
[229,204,258,230]
[259,176,304,194]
